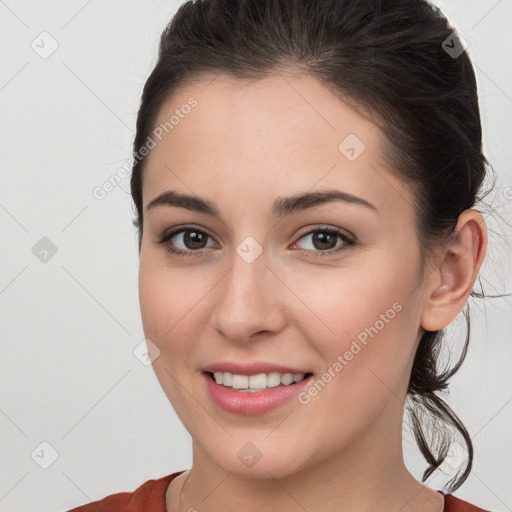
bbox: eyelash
[156,225,355,258]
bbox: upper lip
[202,362,312,376]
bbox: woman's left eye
[156,225,355,258]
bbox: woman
[68,0,497,510]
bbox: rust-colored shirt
[66,471,490,511]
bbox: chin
[199,438,315,481]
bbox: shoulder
[443,493,492,512]
[66,470,186,512]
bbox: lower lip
[203,372,313,415]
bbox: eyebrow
[146,189,379,218]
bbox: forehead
[151,70,378,152]
[142,71,414,220]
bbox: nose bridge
[213,241,283,340]
[224,242,270,311]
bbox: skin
[137,69,487,512]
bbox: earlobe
[420,209,487,332]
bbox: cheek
[138,262,196,406]
[292,271,415,442]
[138,263,171,341]
[139,256,194,337]
[294,265,401,331]
[289,257,416,380]
[138,258,215,371]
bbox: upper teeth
[213,371,306,390]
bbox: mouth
[203,370,314,415]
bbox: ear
[420,209,487,332]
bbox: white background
[0,1,511,511]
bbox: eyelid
[158,224,353,242]
[294,224,354,243]
[156,224,218,248]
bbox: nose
[211,248,287,343]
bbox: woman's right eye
[157,226,217,257]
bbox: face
[138,70,431,479]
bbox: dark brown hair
[130,0,501,493]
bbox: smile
[204,371,314,415]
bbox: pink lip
[203,371,313,415]
[202,361,310,375]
